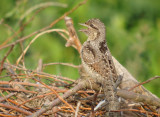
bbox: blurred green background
[0,0,160,97]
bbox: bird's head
[79,19,105,41]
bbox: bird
[79,19,121,117]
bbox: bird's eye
[90,24,98,30]
[90,24,94,27]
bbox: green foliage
[0,0,159,97]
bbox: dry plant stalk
[0,0,160,117]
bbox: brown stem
[27,80,86,117]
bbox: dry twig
[0,0,159,116]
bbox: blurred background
[0,0,160,97]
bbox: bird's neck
[88,29,106,41]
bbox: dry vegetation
[0,0,160,117]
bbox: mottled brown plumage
[80,19,120,117]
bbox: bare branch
[0,45,14,74]
[43,62,80,69]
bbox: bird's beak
[79,23,89,32]
[79,23,89,27]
